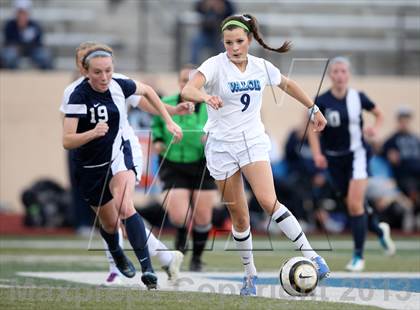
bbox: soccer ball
[279,256,319,296]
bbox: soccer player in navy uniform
[61,46,182,289]
[63,42,188,286]
[308,56,395,272]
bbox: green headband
[221,20,250,32]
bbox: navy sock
[124,213,153,273]
[100,227,124,258]
[175,227,188,253]
[366,204,383,238]
[192,224,211,261]
[350,213,367,258]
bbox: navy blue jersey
[62,78,136,167]
[316,88,375,155]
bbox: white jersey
[198,52,281,142]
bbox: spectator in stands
[190,0,235,65]
[284,125,330,229]
[367,139,415,231]
[382,107,420,214]
[283,123,347,233]
[1,0,53,70]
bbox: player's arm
[181,71,223,110]
[151,115,167,154]
[137,97,193,116]
[278,75,327,132]
[364,106,384,138]
[62,117,108,150]
[133,81,183,142]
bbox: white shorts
[111,130,143,183]
[205,134,271,180]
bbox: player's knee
[194,207,212,223]
[233,215,249,231]
[347,201,364,216]
[116,202,136,219]
[169,214,186,227]
[194,213,211,226]
[256,195,278,213]
[101,221,118,234]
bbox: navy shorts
[75,164,113,207]
[326,148,370,197]
[158,159,217,191]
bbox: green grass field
[0,235,419,309]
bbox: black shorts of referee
[158,158,216,191]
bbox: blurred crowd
[0,0,53,70]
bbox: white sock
[145,226,173,267]
[118,227,124,248]
[232,226,257,277]
[272,204,318,259]
[102,227,124,274]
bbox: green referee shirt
[151,93,208,163]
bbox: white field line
[12,271,420,310]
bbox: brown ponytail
[221,14,291,54]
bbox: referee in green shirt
[152,65,217,272]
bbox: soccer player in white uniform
[182,14,330,296]
[61,44,183,289]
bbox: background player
[182,14,330,295]
[308,56,395,272]
[152,64,218,272]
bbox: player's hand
[314,153,328,169]
[312,111,327,132]
[387,149,400,165]
[205,95,223,110]
[201,134,208,145]
[153,141,167,154]
[363,126,377,138]
[175,102,195,115]
[166,121,183,143]
[92,122,109,138]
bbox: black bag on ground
[21,179,72,228]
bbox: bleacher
[173,0,420,75]
[0,0,419,74]
[0,0,132,70]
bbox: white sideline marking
[15,271,420,310]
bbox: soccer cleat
[345,256,365,272]
[189,257,204,272]
[102,272,123,287]
[311,256,330,280]
[378,222,396,256]
[113,254,136,278]
[240,275,257,296]
[141,271,158,290]
[162,251,184,284]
